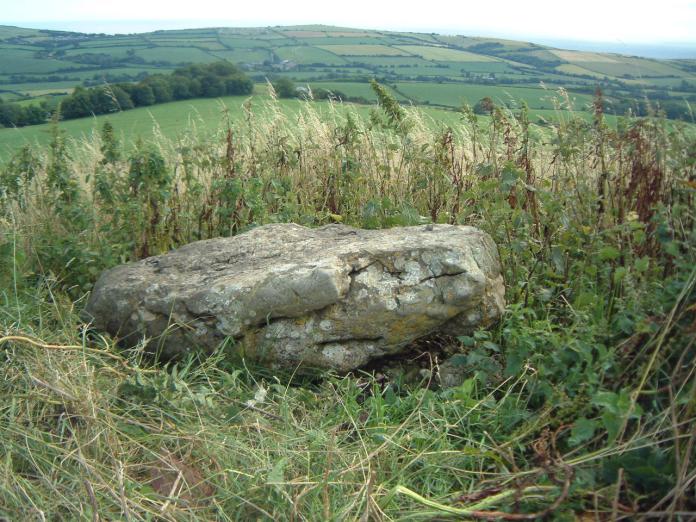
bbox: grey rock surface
[84,223,505,371]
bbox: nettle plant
[0,82,694,517]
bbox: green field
[396,45,497,62]
[211,48,272,64]
[63,46,148,58]
[134,46,218,64]
[0,50,84,74]
[306,81,399,101]
[0,90,469,159]
[0,95,266,155]
[0,22,695,136]
[394,81,595,110]
[218,36,274,48]
[318,44,412,56]
[274,46,347,65]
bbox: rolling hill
[0,24,694,123]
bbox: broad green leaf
[598,246,621,261]
[569,417,597,446]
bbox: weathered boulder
[83,223,505,371]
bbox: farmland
[0,89,467,159]
[0,23,694,137]
[393,81,595,110]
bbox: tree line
[0,62,254,128]
[0,98,50,127]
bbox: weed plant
[0,85,695,520]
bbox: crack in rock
[84,223,505,371]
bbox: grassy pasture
[325,31,376,37]
[281,30,327,37]
[0,91,23,101]
[305,81,393,101]
[62,46,148,58]
[551,50,619,63]
[148,40,228,51]
[0,95,258,155]
[211,48,271,64]
[0,44,43,52]
[218,37,274,48]
[134,47,218,64]
[345,55,431,66]
[0,25,42,38]
[318,44,412,56]
[218,27,285,37]
[294,37,389,46]
[555,63,613,78]
[278,69,377,80]
[274,46,348,65]
[0,49,85,74]
[13,93,63,106]
[1,23,695,127]
[16,87,72,97]
[552,50,687,77]
[0,92,464,159]
[149,29,218,37]
[76,37,150,47]
[389,31,442,43]
[396,45,497,62]
[394,81,595,111]
[80,66,174,79]
[438,61,519,73]
[623,76,696,87]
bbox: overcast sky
[3,0,696,44]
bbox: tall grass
[1,86,695,520]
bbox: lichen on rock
[83,223,505,371]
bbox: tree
[225,75,253,95]
[61,86,95,119]
[144,76,173,103]
[110,85,134,111]
[0,102,23,127]
[0,61,254,127]
[200,75,225,98]
[20,104,48,125]
[272,77,297,98]
[90,87,119,114]
[129,84,155,107]
[170,76,193,100]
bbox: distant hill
[0,24,694,120]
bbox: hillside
[1,24,695,119]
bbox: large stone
[83,224,505,371]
